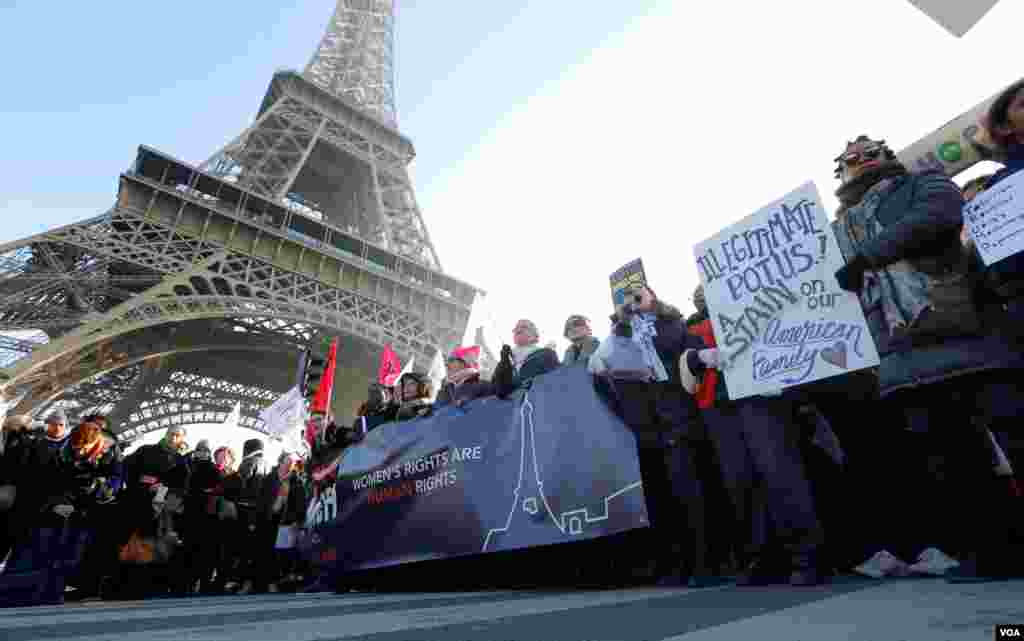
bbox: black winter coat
[492,347,560,398]
[434,375,493,407]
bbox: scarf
[835,163,908,209]
[630,313,669,382]
[511,344,541,374]
[834,173,932,340]
[446,367,479,389]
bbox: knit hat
[192,439,212,461]
[243,438,264,458]
[563,315,591,340]
[45,410,67,425]
[447,345,481,369]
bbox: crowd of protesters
[0,412,311,602]
[1,78,1023,604]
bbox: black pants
[184,511,225,591]
[703,396,822,566]
[616,381,710,577]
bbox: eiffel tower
[0,0,479,442]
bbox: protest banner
[963,169,1024,266]
[609,258,647,308]
[308,366,647,573]
[693,182,880,400]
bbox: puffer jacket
[834,169,1024,397]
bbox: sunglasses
[836,146,884,169]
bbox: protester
[264,453,306,592]
[435,346,492,408]
[353,383,398,433]
[395,372,434,421]
[832,135,1023,583]
[562,315,600,367]
[233,438,271,595]
[492,319,560,398]
[594,285,724,586]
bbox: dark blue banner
[309,366,648,572]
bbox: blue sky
[0,0,657,241]
[2,0,1023,363]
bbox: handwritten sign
[609,258,647,308]
[964,170,1024,266]
[693,182,880,400]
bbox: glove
[835,255,869,292]
[697,348,720,369]
[53,504,75,518]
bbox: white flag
[259,386,304,437]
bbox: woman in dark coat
[601,285,725,587]
[832,132,1024,583]
[434,346,493,408]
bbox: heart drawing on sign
[820,341,848,369]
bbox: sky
[1,0,1021,447]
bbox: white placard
[963,170,1024,266]
[693,182,880,400]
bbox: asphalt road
[1,578,1021,640]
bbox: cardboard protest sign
[964,170,1024,266]
[609,259,647,308]
[693,182,880,400]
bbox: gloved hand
[697,348,720,369]
[835,255,869,292]
[53,504,75,518]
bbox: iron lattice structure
[306,0,398,128]
[0,1,478,441]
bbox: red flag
[378,344,402,386]
[310,339,338,416]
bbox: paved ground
[0,577,1021,640]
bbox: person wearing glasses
[832,135,1022,583]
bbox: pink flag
[378,344,402,386]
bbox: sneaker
[908,548,959,577]
[853,550,910,579]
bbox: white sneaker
[908,547,959,576]
[854,550,911,579]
